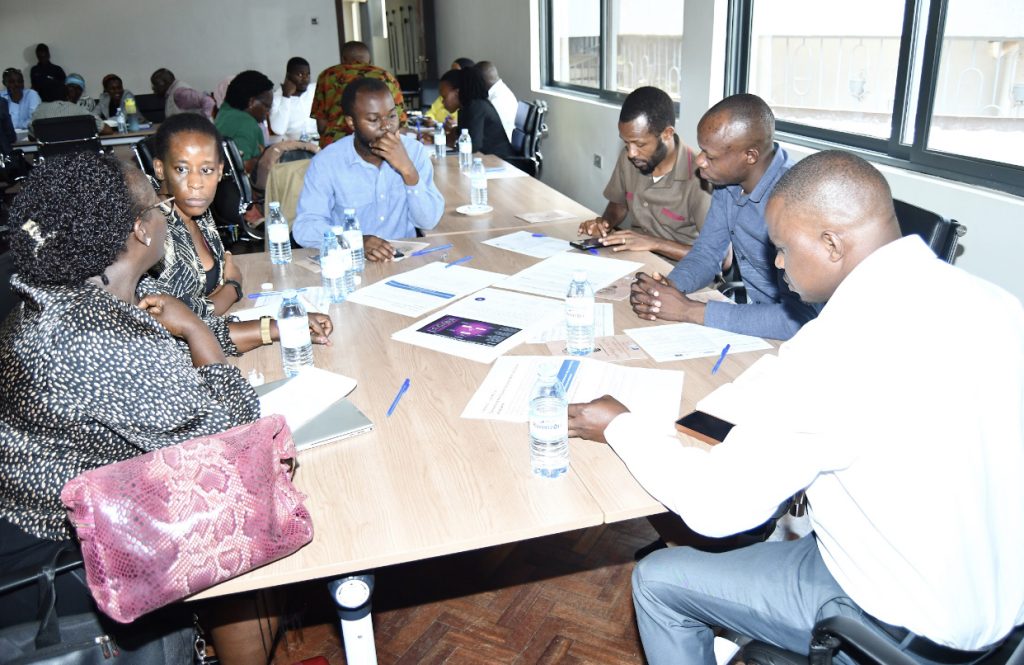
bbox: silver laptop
[255,379,374,451]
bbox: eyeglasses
[139,196,175,220]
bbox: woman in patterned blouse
[0,152,272,663]
[149,112,333,352]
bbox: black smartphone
[393,249,405,258]
[675,411,735,446]
[570,237,604,251]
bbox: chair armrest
[0,548,83,596]
[811,616,917,665]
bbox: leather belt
[865,614,994,664]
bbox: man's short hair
[342,41,371,63]
[619,87,675,135]
[36,78,65,103]
[702,93,775,150]
[772,149,892,212]
[287,57,309,73]
[151,68,175,84]
[341,77,391,116]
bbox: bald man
[475,61,517,141]
[630,94,819,340]
[311,40,405,147]
[568,150,1024,664]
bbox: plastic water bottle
[123,94,139,131]
[320,231,352,303]
[457,129,472,171]
[115,108,127,134]
[277,290,313,378]
[267,201,292,264]
[565,271,595,355]
[529,364,569,478]
[328,224,357,293]
[299,129,311,143]
[470,157,488,208]
[341,208,365,273]
[434,124,445,160]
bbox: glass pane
[609,0,685,100]
[925,0,1024,167]
[550,0,601,89]
[747,0,907,139]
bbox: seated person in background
[568,150,1024,665]
[0,97,15,152]
[311,40,406,148]
[270,56,318,139]
[579,86,711,263]
[424,57,474,129]
[29,78,112,136]
[1,68,41,130]
[214,69,275,172]
[474,60,517,142]
[439,66,513,159]
[293,77,443,256]
[95,73,131,120]
[172,86,215,119]
[150,113,332,348]
[29,43,65,89]
[64,73,97,113]
[0,152,278,664]
[630,93,818,340]
[151,67,200,118]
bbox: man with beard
[269,56,318,140]
[629,94,819,340]
[579,86,711,262]
[292,77,443,259]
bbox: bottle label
[459,142,472,155]
[267,223,290,243]
[566,298,595,326]
[530,416,568,444]
[320,253,345,279]
[277,316,311,349]
[342,229,363,251]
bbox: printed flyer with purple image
[417,315,522,348]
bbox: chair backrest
[31,116,101,159]
[131,136,156,178]
[419,80,439,111]
[133,93,166,124]
[0,247,17,324]
[210,137,257,243]
[893,199,965,264]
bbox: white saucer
[456,204,493,216]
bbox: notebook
[256,379,374,451]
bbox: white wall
[434,0,1024,302]
[0,0,340,96]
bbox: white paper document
[461,165,529,180]
[345,262,507,317]
[391,288,564,363]
[259,366,358,432]
[497,252,643,299]
[461,355,684,423]
[482,231,572,259]
[233,287,329,322]
[524,303,614,343]
[515,209,579,224]
[624,323,772,363]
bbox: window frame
[726,0,1024,198]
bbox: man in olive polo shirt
[579,86,711,262]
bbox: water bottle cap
[343,207,356,216]
[282,289,298,299]
[473,157,483,164]
[461,129,469,135]
[268,201,281,210]
[537,362,559,378]
[572,271,588,282]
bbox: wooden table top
[194,210,774,599]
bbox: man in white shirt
[269,56,317,140]
[568,150,1024,664]
[476,61,517,142]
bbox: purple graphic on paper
[418,315,521,347]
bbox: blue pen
[410,243,453,257]
[711,344,731,374]
[247,287,310,299]
[445,255,473,268]
[386,378,411,417]
[531,233,546,237]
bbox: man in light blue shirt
[2,69,41,130]
[630,94,819,340]
[293,77,443,258]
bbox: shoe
[634,538,668,561]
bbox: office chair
[31,116,102,162]
[133,93,166,124]
[507,100,547,178]
[893,199,965,264]
[211,137,261,244]
[396,74,421,112]
[0,247,17,322]
[131,136,156,178]
[419,79,439,112]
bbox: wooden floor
[271,517,659,665]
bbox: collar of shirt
[725,143,790,206]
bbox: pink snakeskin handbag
[60,415,314,623]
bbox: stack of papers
[391,287,564,363]
[482,231,572,259]
[258,366,358,432]
[345,262,507,317]
[461,356,684,423]
[498,252,643,299]
[624,323,771,362]
[515,210,578,224]
[234,287,329,321]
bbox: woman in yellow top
[423,57,474,129]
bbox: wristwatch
[259,316,273,346]
[224,279,243,303]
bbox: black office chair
[133,93,166,124]
[30,116,102,162]
[211,137,261,244]
[131,136,156,178]
[396,74,421,113]
[507,100,547,178]
[0,246,17,323]
[893,199,965,264]
[419,79,439,112]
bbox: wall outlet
[311,16,319,25]
[593,154,602,169]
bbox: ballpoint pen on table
[445,255,473,268]
[711,344,731,374]
[410,243,454,257]
[387,378,411,417]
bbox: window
[728,0,1024,196]
[545,0,686,102]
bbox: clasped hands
[629,272,706,324]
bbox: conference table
[197,162,775,660]
[13,124,156,154]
